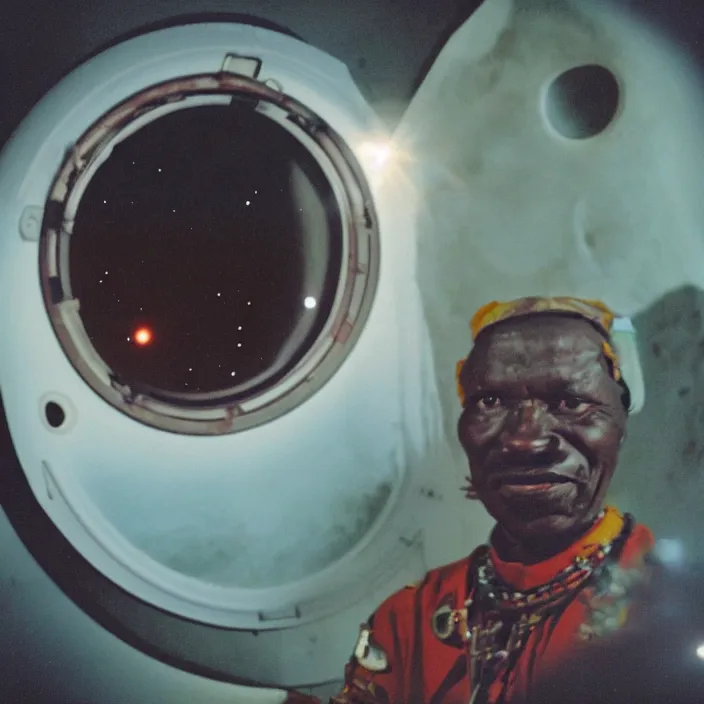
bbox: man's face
[457,315,627,548]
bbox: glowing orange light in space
[133,327,153,346]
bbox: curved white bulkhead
[0,20,446,694]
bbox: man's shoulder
[620,517,655,567]
[377,545,487,615]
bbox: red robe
[323,507,654,704]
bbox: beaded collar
[475,511,631,614]
[431,513,635,703]
[473,515,632,703]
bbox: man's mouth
[490,471,575,496]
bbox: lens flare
[358,140,394,173]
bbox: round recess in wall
[45,401,65,428]
[40,394,76,433]
[542,64,621,140]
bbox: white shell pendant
[354,625,389,672]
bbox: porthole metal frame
[39,72,380,435]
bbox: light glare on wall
[358,140,394,172]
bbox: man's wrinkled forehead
[462,317,608,389]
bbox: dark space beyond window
[69,103,343,396]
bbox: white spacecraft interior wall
[0,19,468,701]
[396,0,704,571]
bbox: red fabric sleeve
[329,585,417,704]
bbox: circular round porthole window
[40,74,379,435]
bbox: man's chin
[501,511,581,545]
[522,512,578,534]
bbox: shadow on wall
[126,480,393,589]
[610,284,704,560]
[0,10,304,149]
[0,398,280,692]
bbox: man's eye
[553,397,589,413]
[476,395,502,410]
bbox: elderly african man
[295,297,655,704]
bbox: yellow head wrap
[456,297,622,405]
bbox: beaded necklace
[432,514,634,704]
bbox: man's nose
[499,401,556,454]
